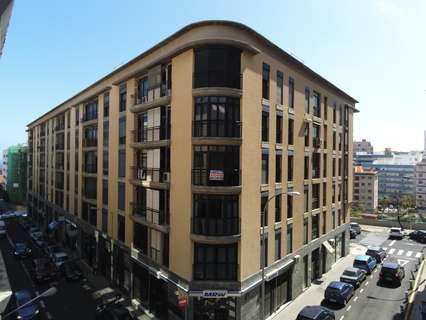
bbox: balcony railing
[192,217,239,236]
[135,167,169,183]
[55,144,65,150]
[134,125,170,143]
[133,205,168,225]
[134,84,170,105]
[83,139,98,147]
[192,168,240,187]
[192,120,241,138]
[82,113,98,122]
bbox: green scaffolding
[6,144,27,204]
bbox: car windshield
[343,270,357,277]
[354,260,366,267]
[16,243,25,250]
[327,287,341,295]
[382,266,397,274]
[390,228,401,232]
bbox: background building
[27,21,356,320]
[0,0,14,58]
[353,166,378,212]
[416,156,426,209]
[353,139,373,154]
[2,149,8,189]
[5,144,27,204]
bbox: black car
[60,260,84,281]
[409,230,426,243]
[379,262,405,285]
[95,293,134,320]
[365,246,387,263]
[297,306,335,320]
[13,242,32,258]
[340,267,366,288]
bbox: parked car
[45,244,63,259]
[13,242,32,258]
[95,303,134,320]
[350,222,361,234]
[409,230,426,243]
[31,258,58,283]
[379,262,405,285]
[52,252,69,268]
[340,267,366,288]
[60,260,84,281]
[389,227,404,239]
[324,281,354,306]
[13,290,40,320]
[30,231,43,243]
[353,255,377,274]
[365,246,387,263]
[349,228,357,239]
[296,306,335,320]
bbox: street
[1,217,99,320]
[275,225,425,320]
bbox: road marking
[389,248,396,254]
[365,281,369,286]
[374,269,378,273]
[346,305,352,312]
[389,240,395,247]
[46,311,52,320]
[40,300,45,308]
[360,289,364,293]
[6,233,14,247]
[398,259,410,267]
[416,252,422,258]
[370,275,373,279]
[397,249,404,256]
[354,296,358,302]
[339,316,344,320]
[407,251,413,257]
[383,247,387,251]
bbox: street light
[2,287,57,319]
[260,190,300,320]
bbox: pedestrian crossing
[382,247,422,258]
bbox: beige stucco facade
[27,21,357,320]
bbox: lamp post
[2,287,57,319]
[260,190,300,320]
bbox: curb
[404,257,426,320]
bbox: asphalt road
[1,218,98,320]
[322,228,425,320]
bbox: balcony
[83,163,97,174]
[132,84,171,113]
[135,167,169,184]
[83,139,98,148]
[192,168,240,187]
[193,120,241,138]
[192,217,239,237]
[55,143,65,151]
[134,125,170,144]
[133,205,168,225]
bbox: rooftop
[372,151,423,166]
[354,166,377,174]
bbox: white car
[52,252,69,267]
[389,227,404,239]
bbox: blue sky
[0,0,425,152]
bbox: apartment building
[416,157,426,209]
[27,21,357,320]
[353,139,373,154]
[353,166,378,212]
[0,0,14,58]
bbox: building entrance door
[311,248,320,281]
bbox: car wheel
[356,282,360,288]
[343,298,347,306]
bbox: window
[194,45,241,89]
[102,209,108,233]
[260,237,268,268]
[275,194,281,222]
[118,150,125,178]
[304,124,310,147]
[339,105,343,125]
[288,118,294,145]
[119,117,126,145]
[333,131,336,150]
[75,107,79,126]
[313,91,320,117]
[102,180,108,206]
[103,150,108,175]
[83,100,98,122]
[312,215,319,240]
[287,195,293,219]
[262,63,270,100]
[304,87,310,113]
[262,111,269,142]
[133,223,148,254]
[312,184,320,210]
[83,126,97,147]
[304,185,309,213]
[333,158,336,176]
[118,183,125,211]
[288,154,294,182]
[323,125,328,148]
[323,182,327,206]
[276,153,282,183]
[103,121,109,147]
[103,92,109,118]
[338,158,342,177]
[333,102,337,123]
[193,194,239,236]
[118,215,125,242]
[74,174,78,194]
[277,71,283,105]
[323,154,327,177]
[303,218,308,244]
[322,211,326,235]
[194,243,237,280]
[332,184,336,203]
[323,96,328,120]
[275,231,281,261]
[304,156,309,180]
[313,124,320,148]
[83,151,97,174]
[82,177,96,199]
[193,96,240,138]
[261,192,268,227]
[276,113,283,144]
[287,224,293,254]
[312,152,320,179]
[339,133,342,151]
[137,77,149,103]
[119,85,126,112]
[288,77,294,108]
[262,149,269,185]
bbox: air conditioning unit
[162,172,170,183]
[137,168,145,180]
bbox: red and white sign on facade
[209,170,224,181]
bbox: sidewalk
[406,259,426,320]
[0,250,11,315]
[272,242,367,320]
